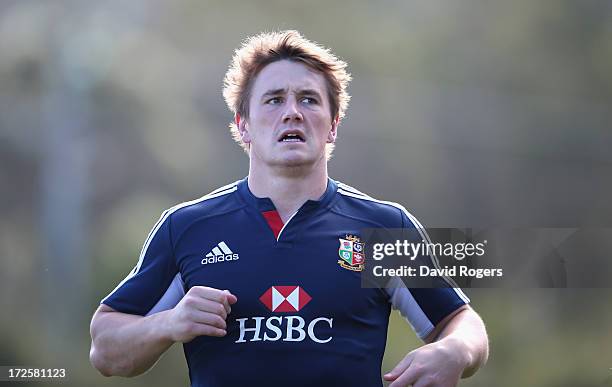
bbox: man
[90,30,488,387]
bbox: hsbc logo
[235,286,333,344]
[259,286,311,312]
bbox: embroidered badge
[338,234,365,272]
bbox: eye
[301,97,318,104]
[265,97,282,105]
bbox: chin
[270,154,317,168]
[277,157,312,168]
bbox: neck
[248,163,328,223]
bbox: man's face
[238,60,338,169]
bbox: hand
[383,337,468,387]
[162,286,238,343]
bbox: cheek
[252,109,279,127]
[312,113,333,134]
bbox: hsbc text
[235,316,333,344]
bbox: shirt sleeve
[101,210,182,316]
[385,207,470,340]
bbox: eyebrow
[261,88,287,99]
[299,89,323,99]
[261,88,323,100]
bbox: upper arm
[90,304,116,331]
[97,304,116,313]
[423,304,471,343]
[386,279,469,340]
[90,304,119,341]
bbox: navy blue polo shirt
[102,178,469,387]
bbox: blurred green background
[1,1,611,386]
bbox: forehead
[251,60,328,96]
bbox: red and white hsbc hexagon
[235,286,333,344]
[259,285,312,312]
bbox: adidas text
[201,253,239,265]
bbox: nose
[282,97,303,123]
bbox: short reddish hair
[223,30,351,157]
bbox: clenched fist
[162,286,238,343]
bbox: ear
[236,113,251,144]
[327,116,339,143]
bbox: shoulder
[333,180,424,229]
[163,180,244,227]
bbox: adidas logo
[201,241,239,265]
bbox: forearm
[89,307,174,377]
[435,308,489,378]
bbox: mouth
[278,130,305,143]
